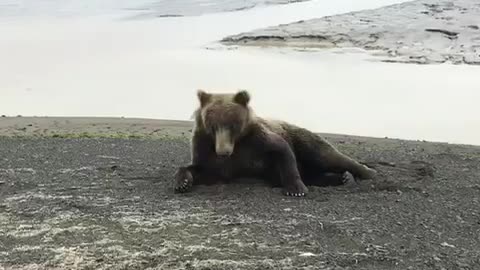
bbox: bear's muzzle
[215,128,234,157]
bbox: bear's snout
[215,141,234,156]
[215,128,234,157]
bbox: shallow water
[1,0,479,145]
[0,0,309,17]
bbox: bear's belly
[211,152,267,179]
[230,151,267,177]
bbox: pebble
[440,242,455,248]
[298,252,316,257]
[379,161,396,167]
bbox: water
[0,0,310,17]
[1,0,479,145]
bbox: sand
[1,116,479,269]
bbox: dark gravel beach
[1,118,479,269]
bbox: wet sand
[1,116,479,269]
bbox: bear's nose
[216,149,232,157]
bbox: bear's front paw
[283,180,308,197]
[174,167,193,193]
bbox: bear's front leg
[267,135,308,197]
[281,175,308,197]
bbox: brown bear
[174,89,376,197]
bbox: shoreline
[1,116,479,147]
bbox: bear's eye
[228,122,243,136]
[208,125,217,134]
[229,123,238,131]
[213,124,223,134]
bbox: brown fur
[174,89,376,197]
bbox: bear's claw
[174,168,193,193]
[284,181,308,197]
[174,179,191,193]
[285,192,306,197]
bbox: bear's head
[195,89,253,157]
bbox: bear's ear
[197,89,212,107]
[233,90,250,106]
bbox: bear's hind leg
[320,150,376,180]
[292,133,376,181]
[301,169,356,187]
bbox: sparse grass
[0,131,190,141]
[50,132,145,139]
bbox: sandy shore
[222,0,480,65]
[1,116,479,146]
[1,117,479,269]
[0,116,192,138]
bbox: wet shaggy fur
[174,89,377,197]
